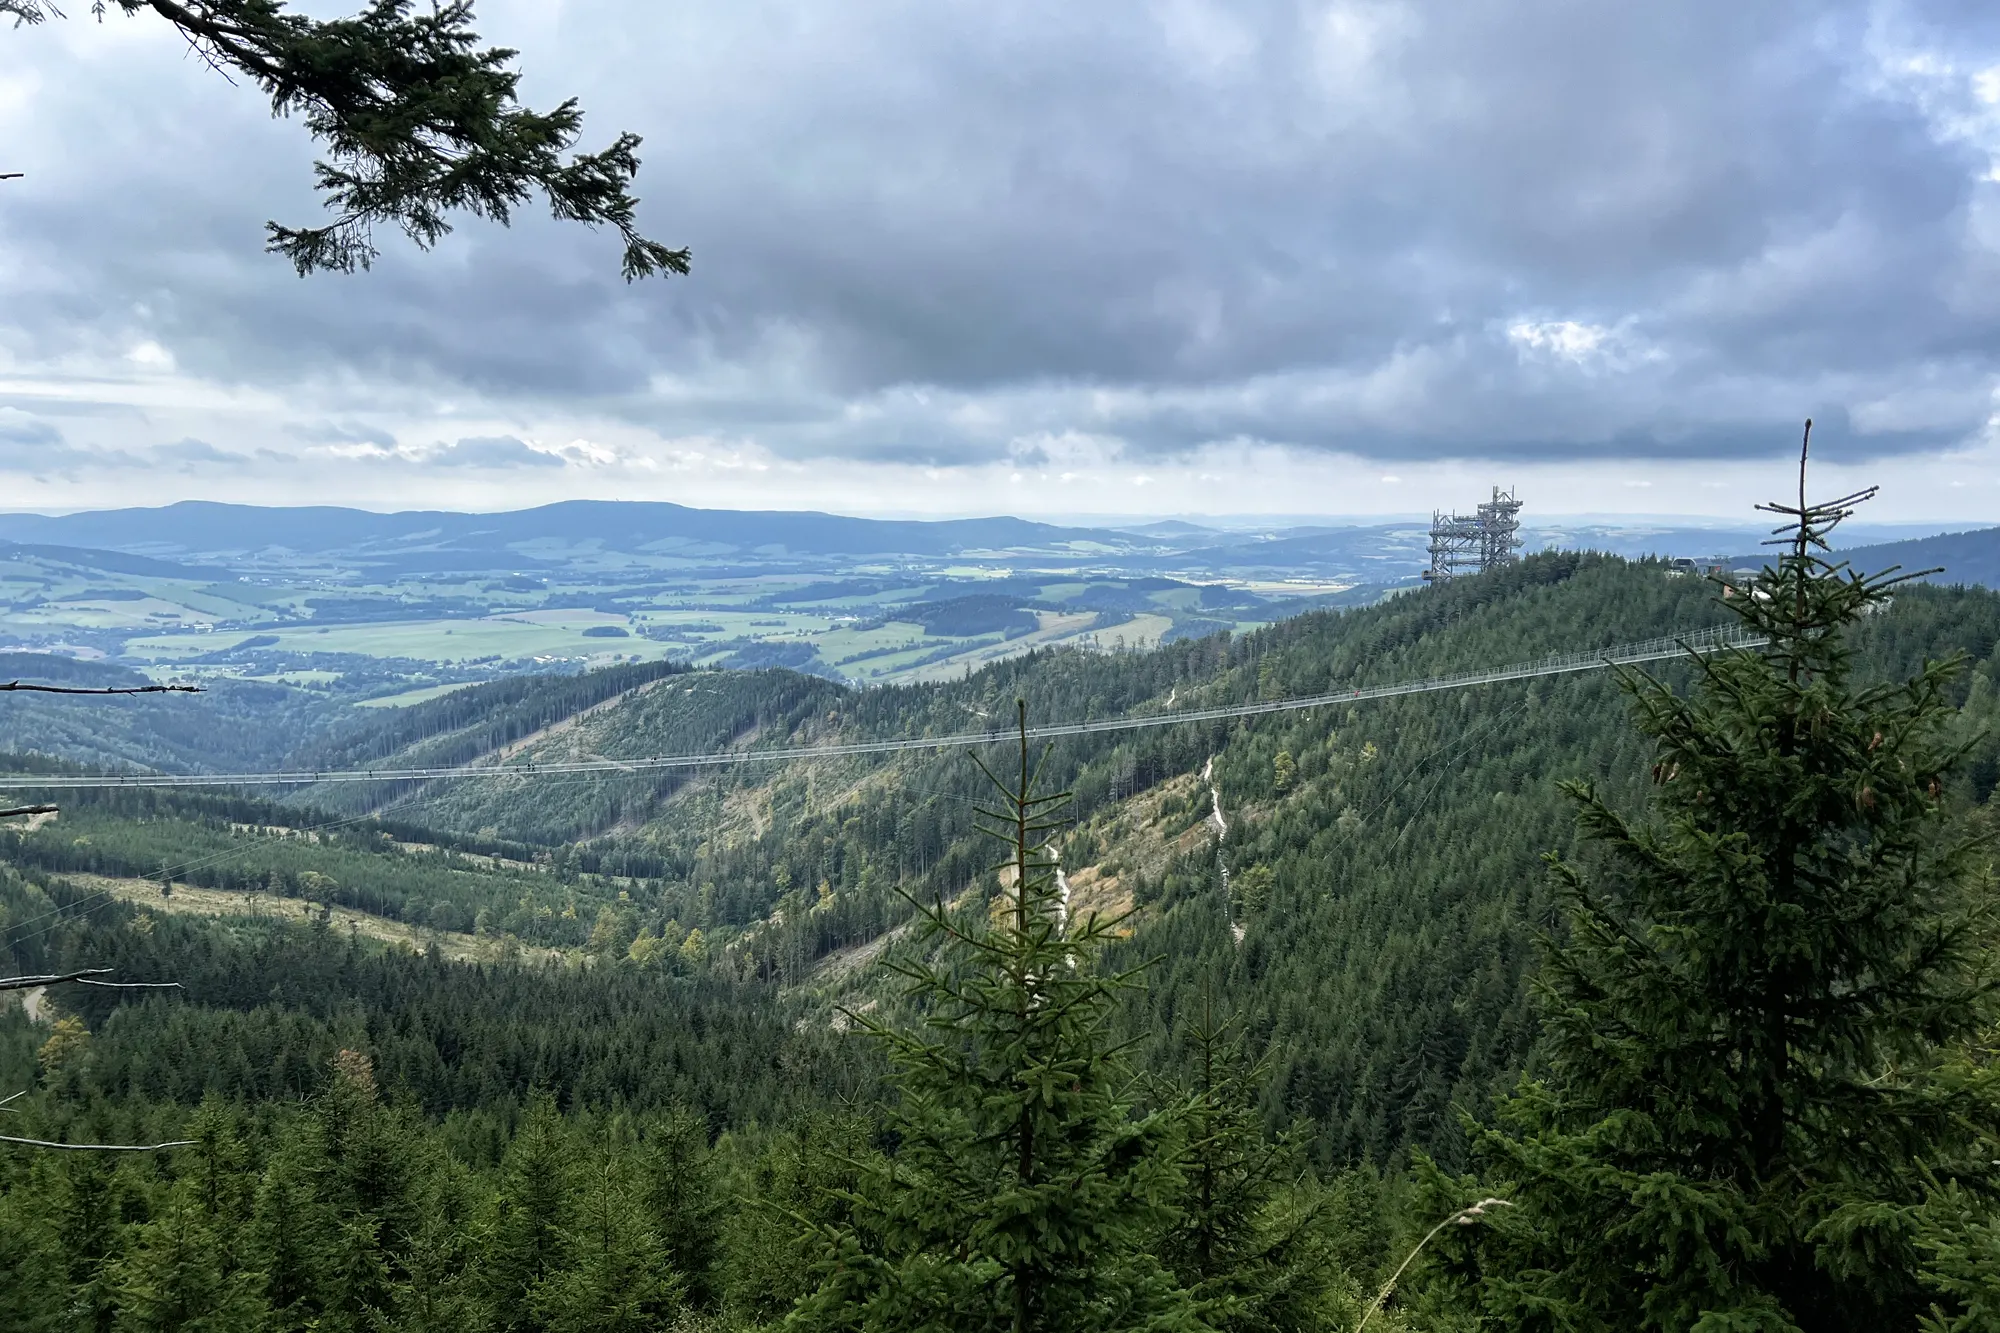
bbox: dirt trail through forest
[1202,756,1242,944]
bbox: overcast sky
[5,0,2000,521]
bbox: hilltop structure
[1424,486,1524,584]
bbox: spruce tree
[1428,432,2000,1329]
[112,1197,267,1333]
[723,1112,874,1328]
[789,703,1199,1333]
[179,1099,256,1273]
[380,1156,482,1333]
[1158,1001,1334,1333]
[0,1184,66,1333]
[482,1090,574,1333]
[532,1123,683,1333]
[1911,1176,2000,1332]
[642,1104,724,1310]
[249,1136,332,1332]
[309,1051,405,1332]
[54,1153,127,1333]
[245,1050,419,1332]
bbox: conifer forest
[9,2,2000,1328]
[3,467,1999,1331]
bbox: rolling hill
[10,551,1993,1168]
[1834,523,2000,588]
[0,499,1137,562]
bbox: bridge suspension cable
[0,625,1765,792]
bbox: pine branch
[41,0,691,277]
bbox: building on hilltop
[1424,486,1523,584]
[1665,556,1730,578]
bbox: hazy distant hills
[0,500,1131,563]
[0,540,228,580]
[0,500,1809,569]
[0,498,1988,587]
[1827,526,2000,588]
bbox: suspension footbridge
[0,625,1764,792]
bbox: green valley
[4,527,1999,1330]
[13,1,2000,1322]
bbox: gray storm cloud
[3,0,2000,473]
[0,409,62,450]
[0,407,135,473]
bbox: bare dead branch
[0,681,201,695]
[0,969,182,993]
[0,805,59,819]
[0,1089,194,1149]
[0,967,110,992]
[0,1133,195,1151]
[0,172,23,181]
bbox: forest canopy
[3,477,1999,1328]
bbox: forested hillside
[0,653,690,785]
[0,655,341,775]
[9,555,1999,1153]
[1828,523,2000,589]
[270,553,2000,1163]
[3,549,1998,1328]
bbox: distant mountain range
[1821,526,2000,589]
[0,500,1122,562]
[0,499,1991,586]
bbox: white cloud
[551,438,619,466]
[1505,319,1662,374]
[423,436,567,469]
[1507,320,1611,361]
[289,421,399,449]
